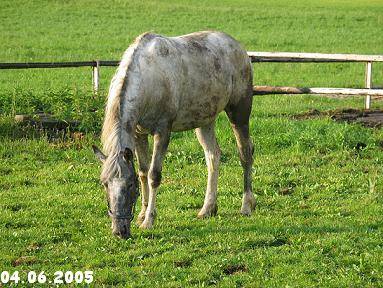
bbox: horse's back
[136,31,252,132]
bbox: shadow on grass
[0,117,92,148]
[156,219,383,248]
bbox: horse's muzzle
[112,219,131,239]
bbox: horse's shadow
[136,216,381,244]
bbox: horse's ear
[92,145,106,163]
[123,147,134,163]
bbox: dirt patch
[12,256,38,267]
[223,264,248,275]
[279,186,294,195]
[293,108,383,128]
[174,259,192,268]
[245,237,288,249]
[15,113,80,130]
[11,113,84,142]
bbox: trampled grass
[1,0,383,287]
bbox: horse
[92,31,256,239]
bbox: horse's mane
[100,32,156,181]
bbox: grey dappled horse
[93,31,255,239]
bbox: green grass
[1,0,383,287]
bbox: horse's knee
[138,169,148,179]
[149,169,162,188]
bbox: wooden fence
[1,52,382,109]
[249,52,383,109]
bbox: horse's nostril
[120,232,131,239]
[112,223,130,239]
[121,225,127,235]
[114,230,130,239]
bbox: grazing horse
[93,31,256,239]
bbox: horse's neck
[120,94,141,152]
[104,99,138,155]
[111,51,144,154]
[119,119,136,151]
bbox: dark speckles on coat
[158,46,169,57]
[213,57,221,71]
[129,31,252,132]
[188,40,209,53]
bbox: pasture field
[1,0,383,286]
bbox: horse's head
[92,145,139,239]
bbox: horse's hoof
[241,193,256,216]
[241,207,252,216]
[197,204,218,218]
[139,212,155,229]
[139,219,153,229]
[136,212,146,225]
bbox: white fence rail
[249,52,383,109]
[1,52,382,109]
[248,51,383,62]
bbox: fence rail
[249,52,382,109]
[1,51,382,109]
[249,51,383,63]
[0,60,118,69]
[253,86,383,96]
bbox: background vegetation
[1,0,382,286]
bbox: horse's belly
[171,116,217,131]
[171,93,229,131]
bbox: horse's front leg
[139,127,171,229]
[135,133,150,225]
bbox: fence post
[92,60,100,95]
[365,61,372,109]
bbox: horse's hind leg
[135,133,150,225]
[195,122,221,218]
[231,123,256,215]
[225,96,256,215]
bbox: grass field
[1,0,383,287]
